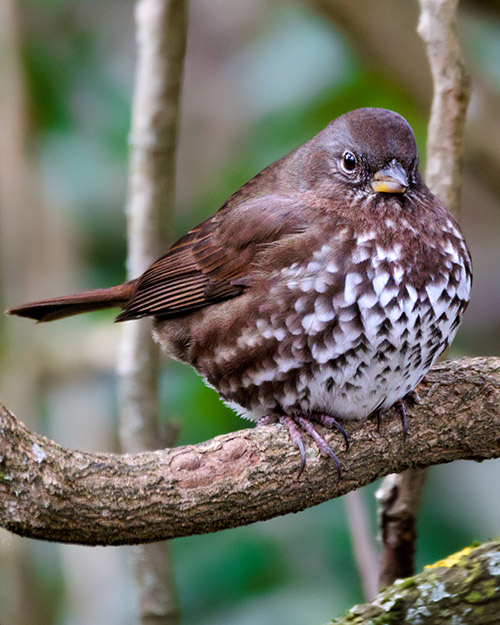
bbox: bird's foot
[395,390,422,441]
[375,407,383,433]
[373,389,420,439]
[308,413,350,452]
[403,390,421,406]
[258,413,346,478]
[394,399,408,440]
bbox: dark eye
[342,151,358,172]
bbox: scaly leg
[258,413,345,478]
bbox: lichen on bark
[331,541,500,624]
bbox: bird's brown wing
[116,195,309,321]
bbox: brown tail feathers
[6,281,136,323]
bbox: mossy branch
[331,540,500,624]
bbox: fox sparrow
[8,108,472,475]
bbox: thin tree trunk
[117,1,187,624]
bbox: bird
[7,108,472,476]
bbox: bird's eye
[341,151,358,172]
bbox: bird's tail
[6,281,136,322]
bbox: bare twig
[0,357,499,546]
[418,0,471,215]
[377,0,471,590]
[344,491,379,600]
[118,1,187,623]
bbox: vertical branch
[118,1,187,624]
[376,470,428,588]
[418,0,471,215]
[377,0,471,589]
[344,491,379,600]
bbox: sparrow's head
[296,108,422,199]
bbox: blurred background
[0,1,499,624]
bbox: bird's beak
[371,159,408,194]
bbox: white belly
[222,236,471,422]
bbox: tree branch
[417,0,471,215]
[0,357,498,546]
[376,468,428,588]
[332,540,500,624]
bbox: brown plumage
[7,108,472,475]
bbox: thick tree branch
[331,540,500,624]
[0,357,499,546]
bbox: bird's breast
[159,216,471,422]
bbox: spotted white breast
[218,218,471,423]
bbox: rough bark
[0,357,499,546]
[331,540,500,624]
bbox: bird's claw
[394,399,408,440]
[272,414,345,479]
